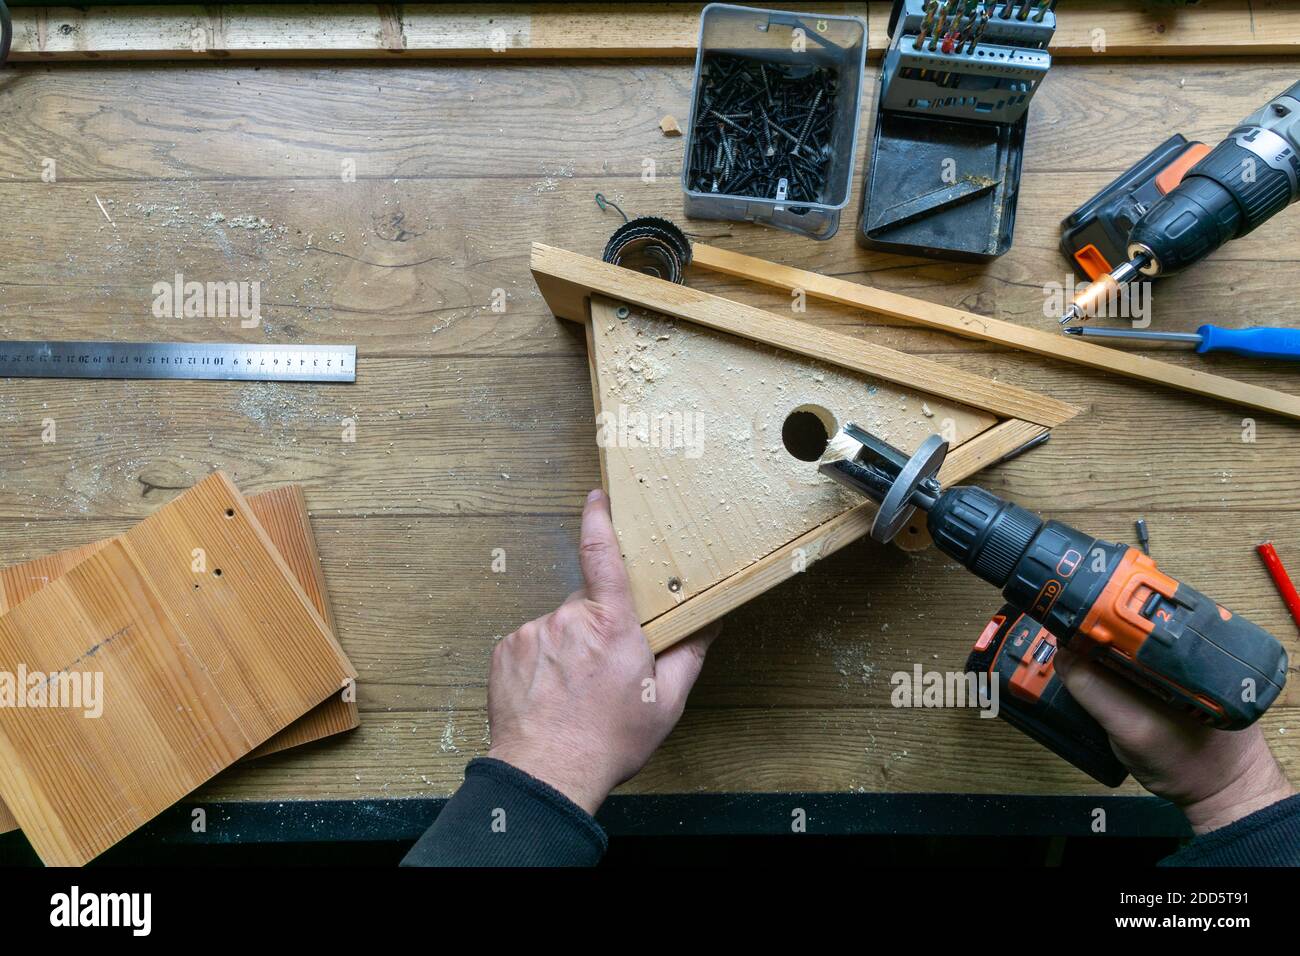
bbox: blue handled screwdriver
[1063,324,1300,361]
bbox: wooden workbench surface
[0,54,1297,809]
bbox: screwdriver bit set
[858,0,1057,261]
[885,0,1054,123]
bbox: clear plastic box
[682,4,868,240]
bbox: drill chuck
[927,486,1042,587]
[1061,81,1300,323]
[926,486,1116,643]
[1130,80,1300,277]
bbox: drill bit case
[858,0,1055,261]
[681,3,868,240]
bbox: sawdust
[224,214,274,231]
[608,307,933,479]
[594,306,961,613]
[234,381,353,432]
[51,183,356,341]
[439,713,459,753]
[532,160,575,194]
[820,429,861,465]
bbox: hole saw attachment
[817,424,947,544]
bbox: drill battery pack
[966,606,1128,787]
[1060,134,1210,280]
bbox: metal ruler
[0,342,356,383]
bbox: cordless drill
[1060,80,1300,324]
[820,426,1289,781]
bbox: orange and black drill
[820,426,1289,782]
[1058,81,1300,324]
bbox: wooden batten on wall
[8,3,1299,62]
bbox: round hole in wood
[781,404,837,462]
[213,568,223,577]
[225,508,235,518]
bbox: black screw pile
[686,54,838,205]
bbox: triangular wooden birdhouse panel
[589,295,999,622]
[531,244,1079,653]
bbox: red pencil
[1257,541,1300,634]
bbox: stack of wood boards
[0,474,358,866]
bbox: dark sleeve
[400,757,607,867]
[1160,793,1300,867]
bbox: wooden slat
[4,350,1299,521]
[692,244,1300,424]
[0,508,1286,714]
[8,2,1300,62]
[533,244,1081,427]
[0,473,356,866]
[0,63,1296,214]
[177,704,1300,800]
[243,485,359,759]
[0,502,1288,804]
[0,541,106,615]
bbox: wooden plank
[3,350,1298,522]
[0,541,106,615]
[0,485,358,835]
[0,503,1286,803]
[643,419,1047,651]
[1,63,1296,205]
[587,293,999,622]
[242,485,359,760]
[691,243,1300,424]
[0,473,356,866]
[3,507,1292,713]
[15,505,1290,714]
[532,244,1080,428]
[8,2,1299,62]
[585,319,612,495]
[0,486,358,754]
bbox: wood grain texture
[691,244,1300,424]
[0,473,356,865]
[8,2,1300,62]
[1,56,1298,808]
[588,294,999,622]
[0,542,108,615]
[241,485,360,760]
[642,419,1049,651]
[172,705,1300,801]
[534,244,1080,427]
[0,484,357,835]
[0,486,359,757]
